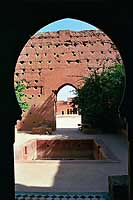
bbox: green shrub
[15,81,30,111]
[72,64,125,132]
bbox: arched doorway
[56,84,81,128]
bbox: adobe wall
[56,98,78,115]
[14,30,122,131]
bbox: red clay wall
[56,100,73,115]
[14,30,122,131]
[56,98,78,115]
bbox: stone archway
[0,2,131,199]
[56,83,81,128]
[15,29,122,131]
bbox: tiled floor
[15,192,110,200]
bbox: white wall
[56,115,81,128]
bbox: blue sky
[57,85,76,101]
[36,18,98,33]
[36,18,98,101]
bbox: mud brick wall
[14,30,122,131]
[56,100,75,115]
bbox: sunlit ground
[56,114,81,128]
[14,116,128,192]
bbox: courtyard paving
[14,116,128,193]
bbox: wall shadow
[17,93,56,131]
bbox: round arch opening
[56,84,81,128]
[14,17,126,132]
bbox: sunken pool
[15,139,107,160]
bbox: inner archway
[56,84,81,128]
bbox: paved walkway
[14,125,128,193]
[14,117,128,192]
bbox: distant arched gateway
[15,30,122,131]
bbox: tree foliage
[72,64,125,131]
[15,81,30,111]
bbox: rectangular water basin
[15,139,107,160]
